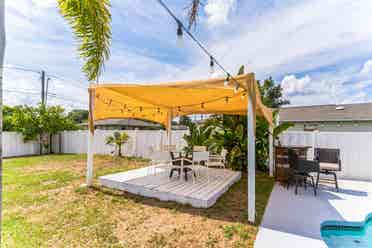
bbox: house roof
[279,102,372,122]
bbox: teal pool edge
[321,213,372,232]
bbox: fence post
[159,129,163,150]
[132,128,138,157]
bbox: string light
[234,82,240,94]
[241,92,247,100]
[176,20,183,46]
[201,102,205,109]
[139,106,143,112]
[178,106,181,112]
[225,97,229,104]
[209,56,214,74]
[224,74,230,87]
[157,107,161,113]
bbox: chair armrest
[172,158,193,164]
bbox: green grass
[2,154,274,248]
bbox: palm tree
[57,0,203,83]
[105,131,130,157]
[0,0,5,239]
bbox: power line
[1,65,41,74]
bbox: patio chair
[148,151,172,176]
[314,148,341,192]
[193,151,211,182]
[193,146,207,152]
[169,151,195,181]
[287,149,320,196]
[207,149,227,169]
[161,145,176,152]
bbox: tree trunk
[0,0,6,242]
[118,144,122,157]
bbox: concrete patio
[255,180,372,248]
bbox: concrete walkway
[255,180,372,248]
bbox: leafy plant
[11,104,78,154]
[182,122,213,155]
[105,131,130,157]
[204,66,291,171]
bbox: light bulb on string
[241,92,247,100]
[225,97,229,104]
[209,56,215,74]
[224,74,230,87]
[201,102,205,109]
[176,20,183,47]
[234,82,240,94]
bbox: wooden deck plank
[99,166,241,208]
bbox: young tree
[11,104,78,154]
[67,109,89,124]
[105,131,129,157]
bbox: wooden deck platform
[99,166,241,208]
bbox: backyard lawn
[2,154,274,248]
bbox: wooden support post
[167,111,173,146]
[269,125,274,177]
[86,88,95,186]
[247,74,256,224]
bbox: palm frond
[186,0,202,30]
[58,0,112,82]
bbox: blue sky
[4,0,372,109]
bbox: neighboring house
[79,118,188,130]
[278,102,372,132]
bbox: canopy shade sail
[88,73,273,129]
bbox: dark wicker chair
[314,148,341,192]
[168,152,194,181]
[288,149,320,195]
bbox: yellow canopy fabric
[88,73,273,130]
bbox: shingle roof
[279,102,372,122]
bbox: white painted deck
[255,180,372,248]
[99,166,241,208]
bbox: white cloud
[360,59,372,75]
[204,0,236,27]
[281,75,311,96]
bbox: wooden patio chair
[207,149,227,169]
[147,151,172,176]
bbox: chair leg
[295,177,299,195]
[332,172,339,192]
[310,176,317,196]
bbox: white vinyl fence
[54,130,188,159]
[3,132,40,157]
[279,131,372,181]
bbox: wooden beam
[269,125,274,177]
[167,111,173,146]
[86,88,95,186]
[247,75,256,223]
